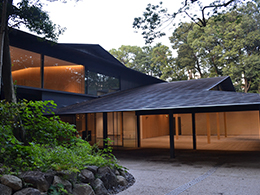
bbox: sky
[41,0,180,51]
[12,0,216,52]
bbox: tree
[170,1,260,92]
[0,0,68,103]
[109,45,150,73]
[0,0,75,143]
[133,0,252,44]
[169,22,205,79]
[110,44,179,81]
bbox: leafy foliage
[170,1,260,92]
[9,0,66,41]
[109,43,180,81]
[0,100,123,172]
[133,0,250,44]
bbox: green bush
[0,100,123,173]
[0,100,78,146]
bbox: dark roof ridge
[205,76,231,90]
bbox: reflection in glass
[108,112,123,147]
[10,46,41,88]
[86,71,120,96]
[10,47,120,96]
[44,56,85,94]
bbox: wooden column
[103,112,108,148]
[136,114,141,148]
[169,111,175,158]
[206,113,211,144]
[175,114,179,140]
[192,112,196,150]
[224,112,227,137]
[216,112,220,140]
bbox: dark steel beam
[136,104,260,116]
[169,110,175,158]
[136,114,141,148]
[103,112,108,148]
[192,112,197,150]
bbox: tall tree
[0,0,68,102]
[133,0,252,44]
[110,44,178,81]
[169,22,205,79]
[0,0,74,143]
[170,1,260,92]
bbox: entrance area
[140,111,260,151]
[61,110,260,152]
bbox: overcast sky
[12,0,216,52]
[42,0,180,51]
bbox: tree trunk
[0,0,8,94]
[2,28,16,102]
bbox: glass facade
[93,112,137,148]
[10,46,41,88]
[86,71,120,96]
[96,113,104,147]
[10,46,120,96]
[44,56,85,93]
[107,112,123,147]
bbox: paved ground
[113,149,260,195]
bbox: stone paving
[114,148,260,195]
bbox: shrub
[0,100,78,146]
[0,100,123,173]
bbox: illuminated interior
[10,46,41,88]
[44,65,85,93]
[10,46,120,95]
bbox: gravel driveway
[114,149,260,195]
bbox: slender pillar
[192,112,196,150]
[136,114,141,148]
[169,111,175,158]
[120,112,123,145]
[224,112,227,137]
[206,113,211,144]
[175,114,179,140]
[41,54,44,88]
[216,112,220,140]
[121,112,124,147]
[103,112,108,148]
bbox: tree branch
[201,0,237,26]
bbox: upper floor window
[86,71,120,96]
[10,46,41,88]
[10,46,120,96]
[44,56,85,94]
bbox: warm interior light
[12,65,85,94]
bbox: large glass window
[10,46,120,96]
[44,56,85,94]
[86,71,120,96]
[10,46,41,88]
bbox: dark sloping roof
[60,44,124,67]
[55,76,259,115]
[9,29,164,88]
